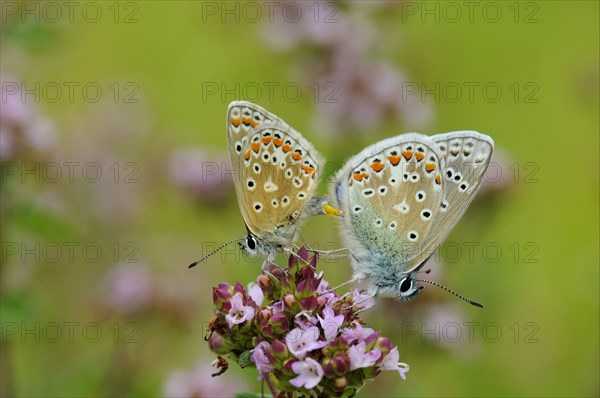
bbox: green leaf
[238,350,253,368]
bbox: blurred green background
[1,1,598,397]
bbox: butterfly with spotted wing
[190,101,338,268]
[331,131,494,306]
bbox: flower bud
[373,335,392,358]
[297,247,309,262]
[208,333,229,354]
[257,307,272,325]
[332,376,349,391]
[296,279,319,298]
[300,296,318,311]
[212,283,232,311]
[323,354,351,377]
[257,274,273,294]
[268,312,290,337]
[283,294,299,312]
[323,336,349,357]
[233,281,246,298]
[281,358,297,376]
[364,331,380,349]
[270,339,290,361]
[288,251,299,270]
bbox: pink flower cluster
[208,248,408,396]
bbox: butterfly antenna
[188,237,245,268]
[415,278,484,308]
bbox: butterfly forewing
[227,101,324,238]
[334,134,447,270]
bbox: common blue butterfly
[331,131,494,305]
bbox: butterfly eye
[246,235,257,251]
[399,277,413,293]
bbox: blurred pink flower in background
[0,74,57,161]
[163,362,247,398]
[169,148,233,204]
[478,148,515,197]
[101,262,195,324]
[103,263,154,315]
[422,302,481,358]
[262,1,432,137]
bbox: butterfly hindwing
[410,131,494,271]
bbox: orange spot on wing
[301,165,315,174]
[231,117,240,127]
[361,172,369,180]
[435,175,441,185]
[282,144,292,153]
[251,142,260,153]
[262,137,272,145]
[349,178,353,186]
[353,172,362,181]
[251,119,260,128]
[371,161,385,172]
[387,155,401,166]
[273,138,283,147]
[292,152,303,161]
[415,152,425,161]
[242,117,252,126]
[425,163,436,172]
[244,150,251,161]
[402,150,413,160]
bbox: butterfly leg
[284,246,315,268]
[310,247,355,260]
[296,232,356,260]
[320,275,365,295]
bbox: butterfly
[330,131,494,305]
[190,101,336,268]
